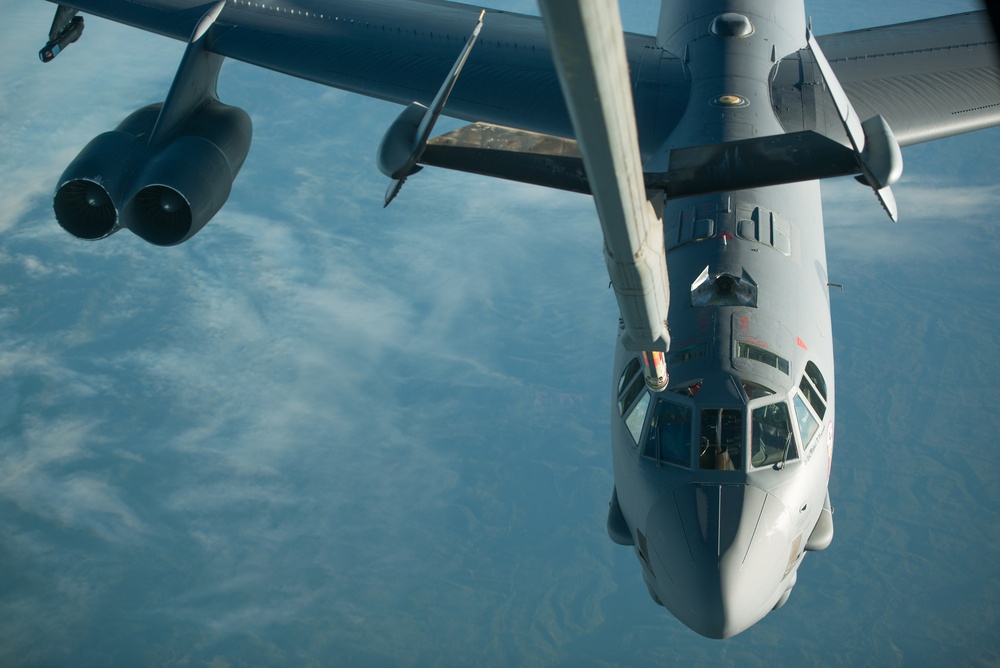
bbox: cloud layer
[1,1,998,667]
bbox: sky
[1,1,999,666]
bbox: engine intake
[53,121,148,240]
[54,178,119,240]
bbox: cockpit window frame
[799,361,828,420]
[746,394,800,470]
[641,393,696,468]
[750,399,798,468]
[624,390,651,446]
[736,341,790,375]
[697,406,745,471]
[636,377,813,473]
[741,379,775,401]
[792,391,822,451]
[618,358,646,417]
[618,357,641,397]
[804,361,827,400]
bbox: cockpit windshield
[699,408,742,470]
[634,376,804,472]
[751,401,796,468]
[643,398,692,466]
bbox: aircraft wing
[774,11,1000,146]
[42,0,690,150]
[40,1,998,209]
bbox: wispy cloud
[7,2,996,666]
[823,176,1000,262]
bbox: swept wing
[774,11,1000,146]
[44,2,999,174]
[43,0,689,151]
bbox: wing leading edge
[38,2,1000,200]
[41,0,689,152]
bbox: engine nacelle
[53,101,252,246]
[53,104,160,240]
[122,102,252,246]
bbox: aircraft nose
[643,483,794,638]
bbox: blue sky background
[1,1,998,666]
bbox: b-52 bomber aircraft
[33,0,1000,638]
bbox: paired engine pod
[54,101,251,246]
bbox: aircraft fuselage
[608,0,837,638]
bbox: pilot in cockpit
[698,408,742,470]
[752,403,794,468]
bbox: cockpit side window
[752,402,796,468]
[799,361,828,419]
[669,380,702,398]
[668,343,707,367]
[619,357,651,446]
[793,393,820,447]
[624,392,651,445]
[742,380,774,400]
[737,341,790,375]
[804,361,827,400]
[643,398,692,467]
[699,408,743,470]
[618,358,644,416]
[618,358,641,397]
